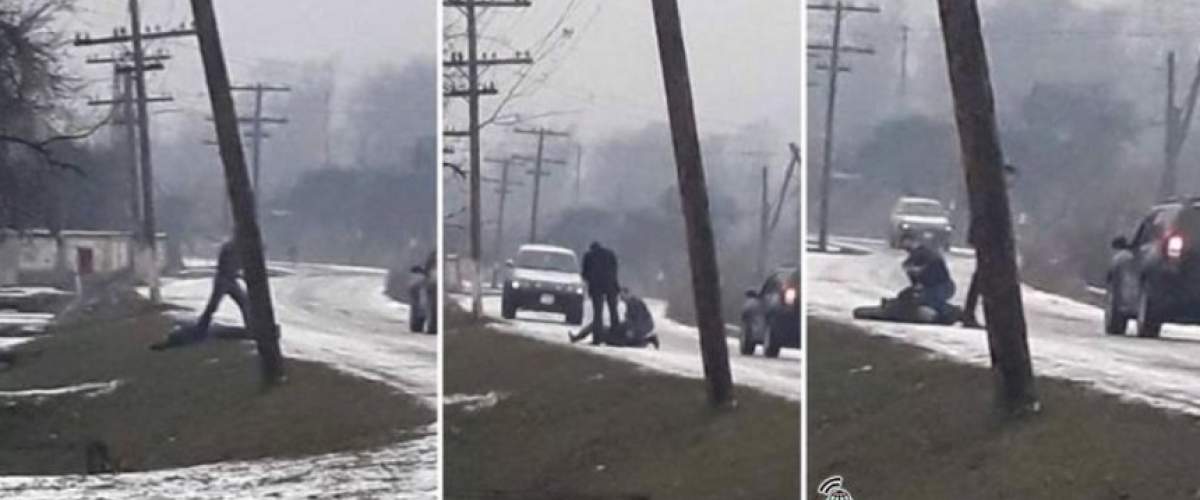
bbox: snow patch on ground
[444,392,505,412]
[0,428,437,500]
[0,380,122,400]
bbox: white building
[0,229,166,287]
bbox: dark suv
[740,267,800,357]
[1106,199,1200,338]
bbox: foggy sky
[448,0,801,166]
[66,1,435,144]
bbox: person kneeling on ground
[898,235,958,323]
[151,238,251,351]
[569,287,660,349]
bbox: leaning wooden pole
[937,0,1037,415]
[651,0,733,407]
[191,0,285,385]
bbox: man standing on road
[581,241,620,345]
[196,238,250,338]
[960,163,1017,328]
[151,238,250,351]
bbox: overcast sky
[66,1,435,135]
[446,0,801,165]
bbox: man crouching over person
[569,287,660,349]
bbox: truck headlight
[510,280,521,289]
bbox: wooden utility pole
[757,166,769,277]
[899,24,910,98]
[85,56,170,246]
[73,4,195,302]
[1159,51,1200,201]
[230,83,290,194]
[808,1,878,252]
[574,142,584,204]
[937,0,1037,415]
[128,0,159,302]
[191,0,285,384]
[768,143,801,236]
[483,156,524,262]
[651,0,733,407]
[514,127,569,243]
[443,0,533,318]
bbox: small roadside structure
[0,229,166,288]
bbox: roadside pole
[191,0,285,385]
[937,0,1037,415]
[651,0,733,408]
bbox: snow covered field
[0,263,436,499]
[810,236,1200,417]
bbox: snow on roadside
[0,428,437,500]
[456,294,801,401]
[810,236,1200,419]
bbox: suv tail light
[783,287,797,306]
[1166,233,1186,259]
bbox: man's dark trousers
[588,290,620,345]
[196,276,249,338]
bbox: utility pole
[73,3,196,303]
[443,0,533,318]
[768,143,801,236]
[757,166,769,277]
[899,24,910,98]
[483,156,525,264]
[1159,51,1200,201]
[514,127,569,243]
[191,0,284,385]
[937,0,1037,415]
[651,0,733,408]
[230,83,290,194]
[574,142,584,204]
[85,55,171,244]
[808,1,878,252]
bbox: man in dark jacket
[581,241,620,344]
[900,236,956,322]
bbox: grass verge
[0,291,433,475]
[444,307,799,500]
[810,316,1200,499]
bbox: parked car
[1106,198,1200,338]
[740,266,800,358]
[889,196,954,250]
[501,244,585,324]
